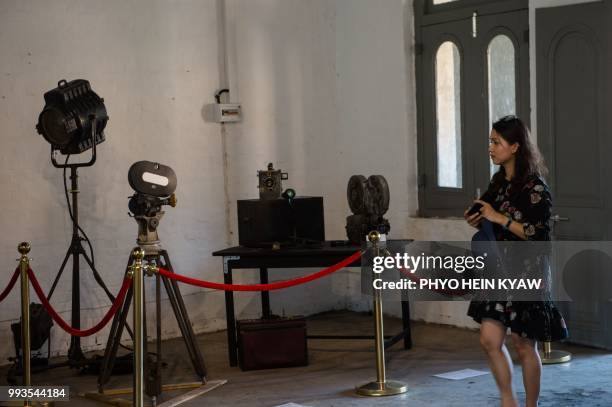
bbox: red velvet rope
[27,268,132,337]
[0,267,20,303]
[157,250,363,291]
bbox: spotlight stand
[46,118,122,366]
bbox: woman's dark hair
[491,115,548,192]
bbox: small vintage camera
[258,162,288,200]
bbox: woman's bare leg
[480,319,518,407]
[512,333,541,407]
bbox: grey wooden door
[537,0,612,348]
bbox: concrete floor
[1,310,611,406]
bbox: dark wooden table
[212,241,412,366]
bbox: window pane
[487,35,516,177]
[433,0,458,4]
[435,41,462,188]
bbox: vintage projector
[346,175,390,244]
[238,163,324,248]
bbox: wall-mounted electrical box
[205,103,242,123]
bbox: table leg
[259,267,271,319]
[401,300,412,349]
[223,260,237,366]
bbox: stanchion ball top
[367,231,381,244]
[132,247,145,259]
[17,242,31,255]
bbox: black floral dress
[467,174,569,341]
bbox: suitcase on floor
[237,316,308,371]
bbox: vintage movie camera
[258,162,288,200]
[346,175,391,244]
[128,161,177,253]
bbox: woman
[464,115,568,407]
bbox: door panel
[537,1,612,348]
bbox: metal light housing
[36,79,108,155]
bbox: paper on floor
[433,368,490,380]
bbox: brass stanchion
[539,341,571,364]
[12,243,52,407]
[129,248,145,407]
[356,231,407,397]
[19,242,32,407]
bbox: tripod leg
[98,257,135,390]
[68,239,85,365]
[82,249,117,304]
[82,250,135,342]
[160,251,207,380]
[142,274,158,398]
[155,272,162,393]
[98,285,133,390]
[161,275,207,380]
[47,245,73,299]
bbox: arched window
[487,34,516,176]
[435,41,462,188]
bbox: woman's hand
[472,199,507,225]
[464,206,483,228]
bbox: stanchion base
[93,381,205,396]
[82,380,226,406]
[356,380,407,397]
[540,350,572,364]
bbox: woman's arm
[473,181,552,241]
[472,199,528,240]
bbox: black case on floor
[237,317,308,371]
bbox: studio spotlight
[34,79,113,366]
[36,79,108,158]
